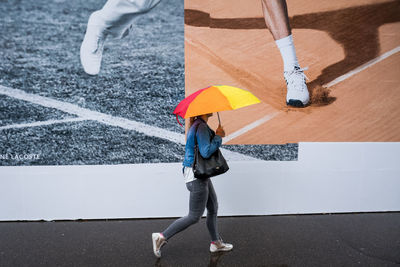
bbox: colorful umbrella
[173,85,261,126]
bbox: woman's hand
[216,125,225,137]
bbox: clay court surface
[185,0,400,144]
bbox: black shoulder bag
[192,123,229,179]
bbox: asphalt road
[0,212,398,266]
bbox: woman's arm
[196,123,222,158]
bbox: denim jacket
[182,118,222,167]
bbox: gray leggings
[162,178,220,241]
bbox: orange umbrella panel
[173,85,261,123]
[185,86,233,118]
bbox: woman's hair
[188,113,212,128]
[188,116,198,129]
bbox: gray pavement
[0,212,399,266]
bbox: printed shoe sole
[287,99,306,107]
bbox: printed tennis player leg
[80,0,162,75]
[261,0,309,107]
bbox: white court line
[0,118,88,130]
[0,85,259,161]
[323,46,400,88]
[0,85,184,144]
[222,112,279,144]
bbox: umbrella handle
[217,112,221,126]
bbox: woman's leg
[206,180,234,252]
[162,179,209,239]
[261,0,309,107]
[261,0,291,41]
[206,180,219,242]
[95,0,162,39]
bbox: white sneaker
[284,66,310,107]
[80,12,107,75]
[152,233,167,258]
[210,240,233,253]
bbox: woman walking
[151,113,233,258]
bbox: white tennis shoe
[80,12,107,75]
[284,66,310,107]
[210,240,233,253]
[152,233,167,258]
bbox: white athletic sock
[275,35,299,72]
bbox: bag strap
[193,120,201,147]
[191,122,201,168]
[193,119,212,147]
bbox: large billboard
[185,0,400,144]
[0,0,297,166]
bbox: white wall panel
[1,143,399,221]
